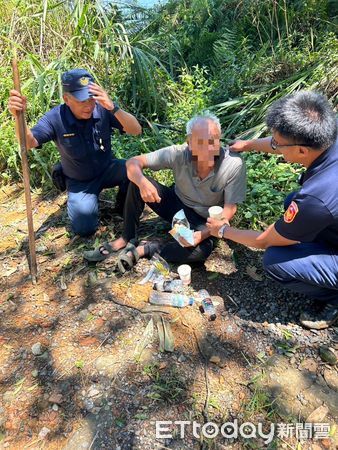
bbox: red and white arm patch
[284,201,299,224]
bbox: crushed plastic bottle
[153,279,184,293]
[149,291,194,308]
[198,289,216,321]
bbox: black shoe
[300,302,338,330]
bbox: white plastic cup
[208,206,223,220]
[177,264,192,285]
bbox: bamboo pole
[12,53,38,284]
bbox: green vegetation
[142,363,187,403]
[1,0,337,227]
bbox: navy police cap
[61,69,94,101]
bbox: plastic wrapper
[138,253,170,285]
[169,209,195,246]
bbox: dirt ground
[0,185,337,450]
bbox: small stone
[306,405,329,423]
[38,427,51,439]
[31,370,39,378]
[52,404,59,411]
[79,309,89,321]
[83,399,94,411]
[3,391,14,403]
[38,351,49,360]
[209,355,221,364]
[321,439,332,449]
[36,244,48,253]
[31,342,43,356]
[310,445,321,450]
[79,336,99,347]
[48,393,63,404]
[299,358,317,372]
[87,388,100,398]
[178,355,186,363]
[323,368,338,390]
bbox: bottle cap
[210,314,217,321]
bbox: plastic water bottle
[199,289,216,321]
[153,279,184,293]
[149,291,194,308]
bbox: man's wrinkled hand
[139,178,161,203]
[178,231,202,248]
[88,83,114,111]
[8,89,27,116]
[207,217,223,237]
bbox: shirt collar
[63,103,100,126]
[92,104,101,121]
[64,104,77,126]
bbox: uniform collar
[92,104,101,121]
[303,139,338,183]
[63,103,100,126]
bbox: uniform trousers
[263,193,338,304]
[67,159,129,236]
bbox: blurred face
[188,120,221,167]
[63,93,96,120]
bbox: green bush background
[0,0,337,228]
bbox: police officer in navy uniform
[8,69,142,236]
[207,91,338,330]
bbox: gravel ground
[0,186,337,450]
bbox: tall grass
[0,0,337,228]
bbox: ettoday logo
[154,420,331,444]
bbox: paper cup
[177,264,191,285]
[208,206,223,220]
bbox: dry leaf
[306,405,329,423]
[246,265,263,282]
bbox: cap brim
[70,88,93,101]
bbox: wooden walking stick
[12,53,38,284]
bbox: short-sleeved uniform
[264,137,338,304]
[31,103,129,236]
[145,144,246,217]
[31,103,124,180]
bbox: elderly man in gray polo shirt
[84,113,246,269]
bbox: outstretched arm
[180,203,237,248]
[230,137,281,155]
[207,220,298,249]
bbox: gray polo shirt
[145,144,246,218]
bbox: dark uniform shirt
[31,103,123,181]
[275,137,338,249]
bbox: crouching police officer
[208,90,338,330]
[8,68,142,236]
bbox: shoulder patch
[284,201,299,223]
